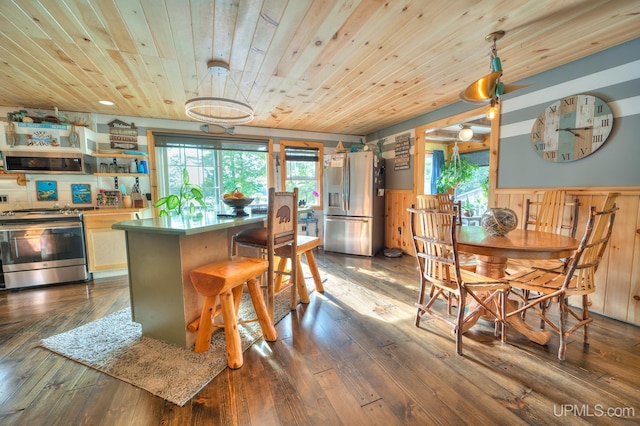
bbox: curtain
[431,150,445,194]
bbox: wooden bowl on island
[222,197,254,216]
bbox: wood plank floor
[0,251,638,425]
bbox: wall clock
[530,94,613,162]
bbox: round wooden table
[455,226,580,344]
[456,226,579,279]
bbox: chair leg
[194,296,216,353]
[500,291,507,343]
[232,285,243,314]
[582,294,590,346]
[304,249,324,293]
[455,291,466,355]
[247,277,277,341]
[295,255,310,305]
[220,289,243,369]
[267,252,275,321]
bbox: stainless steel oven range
[0,208,91,289]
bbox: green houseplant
[435,157,478,196]
[154,169,206,217]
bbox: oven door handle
[0,221,83,232]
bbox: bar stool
[274,235,325,300]
[232,188,298,320]
[189,256,277,369]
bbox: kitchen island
[113,212,265,348]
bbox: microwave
[3,151,95,174]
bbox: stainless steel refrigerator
[323,151,385,256]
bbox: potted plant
[154,168,206,217]
[462,197,475,217]
[435,157,478,196]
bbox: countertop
[112,212,266,236]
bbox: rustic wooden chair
[506,190,580,274]
[189,256,277,368]
[408,206,509,355]
[232,187,298,320]
[505,194,619,361]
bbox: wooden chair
[506,190,580,274]
[274,235,325,300]
[232,187,298,320]
[505,193,619,361]
[418,194,477,272]
[408,205,509,355]
[189,256,277,368]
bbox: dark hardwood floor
[0,251,638,425]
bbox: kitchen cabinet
[83,210,145,272]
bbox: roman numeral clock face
[530,94,613,162]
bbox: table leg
[464,255,552,345]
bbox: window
[423,152,433,194]
[455,149,489,214]
[152,132,270,212]
[279,140,324,208]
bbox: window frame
[279,140,324,210]
[147,129,274,217]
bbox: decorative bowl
[222,197,254,216]
[480,207,518,236]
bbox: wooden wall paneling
[384,190,413,253]
[629,200,640,324]
[602,195,637,320]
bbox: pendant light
[458,125,474,141]
[184,60,254,125]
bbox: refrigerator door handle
[343,154,350,211]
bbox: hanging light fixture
[460,31,528,120]
[458,125,474,141]
[185,60,254,125]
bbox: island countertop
[112,212,266,236]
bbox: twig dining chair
[505,193,619,361]
[506,190,580,274]
[408,206,509,355]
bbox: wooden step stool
[189,256,277,369]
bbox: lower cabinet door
[85,228,128,271]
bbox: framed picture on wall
[36,181,58,201]
[71,184,92,204]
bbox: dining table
[455,226,580,344]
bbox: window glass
[423,152,433,194]
[154,134,269,212]
[456,150,489,216]
[280,141,324,208]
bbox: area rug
[40,277,316,406]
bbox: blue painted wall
[369,38,640,190]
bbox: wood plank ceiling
[0,0,638,135]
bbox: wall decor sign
[108,119,139,150]
[394,133,411,171]
[71,184,92,204]
[36,181,58,201]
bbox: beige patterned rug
[40,280,313,406]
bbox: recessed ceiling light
[99,100,115,106]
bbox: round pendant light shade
[184,61,254,125]
[185,97,254,124]
[458,125,474,141]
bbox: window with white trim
[279,140,323,208]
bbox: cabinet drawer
[84,213,134,229]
